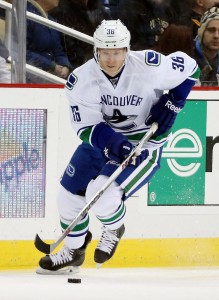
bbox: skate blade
[96,263,102,269]
[36,266,80,275]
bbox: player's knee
[85,175,123,217]
[57,184,86,221]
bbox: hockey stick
[34,122,158,254]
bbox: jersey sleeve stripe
[188,64,200,81]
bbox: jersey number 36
[171,56,184,72]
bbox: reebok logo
[165,100,182,113]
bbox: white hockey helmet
[93,19,131,56]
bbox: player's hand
[54,65,70,79]
[53,64,63,75]
[130,149,149,166]
[104,132,133,163]
[145,93,185,136]
[59,66,70,79]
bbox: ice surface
[1,267,219,300]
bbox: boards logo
[0,142,40,191]
[148,101,207,205]
[162,129,203,177]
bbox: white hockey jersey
[65,50,199,148]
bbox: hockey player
[37,19,200,273]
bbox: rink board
[0,86,219,269]
[1,238,219,269]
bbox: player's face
[203,20,219,51]
[98,48,127,76]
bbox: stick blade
[34,234,51,254]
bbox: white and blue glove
[91,122,133,163]
[103,132,133,163]
[145,76,197,136]
[91,122,151,165]
[146,93,185,136]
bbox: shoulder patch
[65,73,78,90]
[145,51,161,66]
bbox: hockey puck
[68,278,81,283]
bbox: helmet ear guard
[93,19,131,60]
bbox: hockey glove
[145,93,185,136]
[91,122,133,163]
[104,132,133,163]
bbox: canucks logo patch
[65,73,78,90]
[145,51,161,66]
[66,163,75,177]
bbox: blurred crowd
[0,0,219,86]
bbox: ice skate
[36,231,92,274]
[94,224,125,267]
